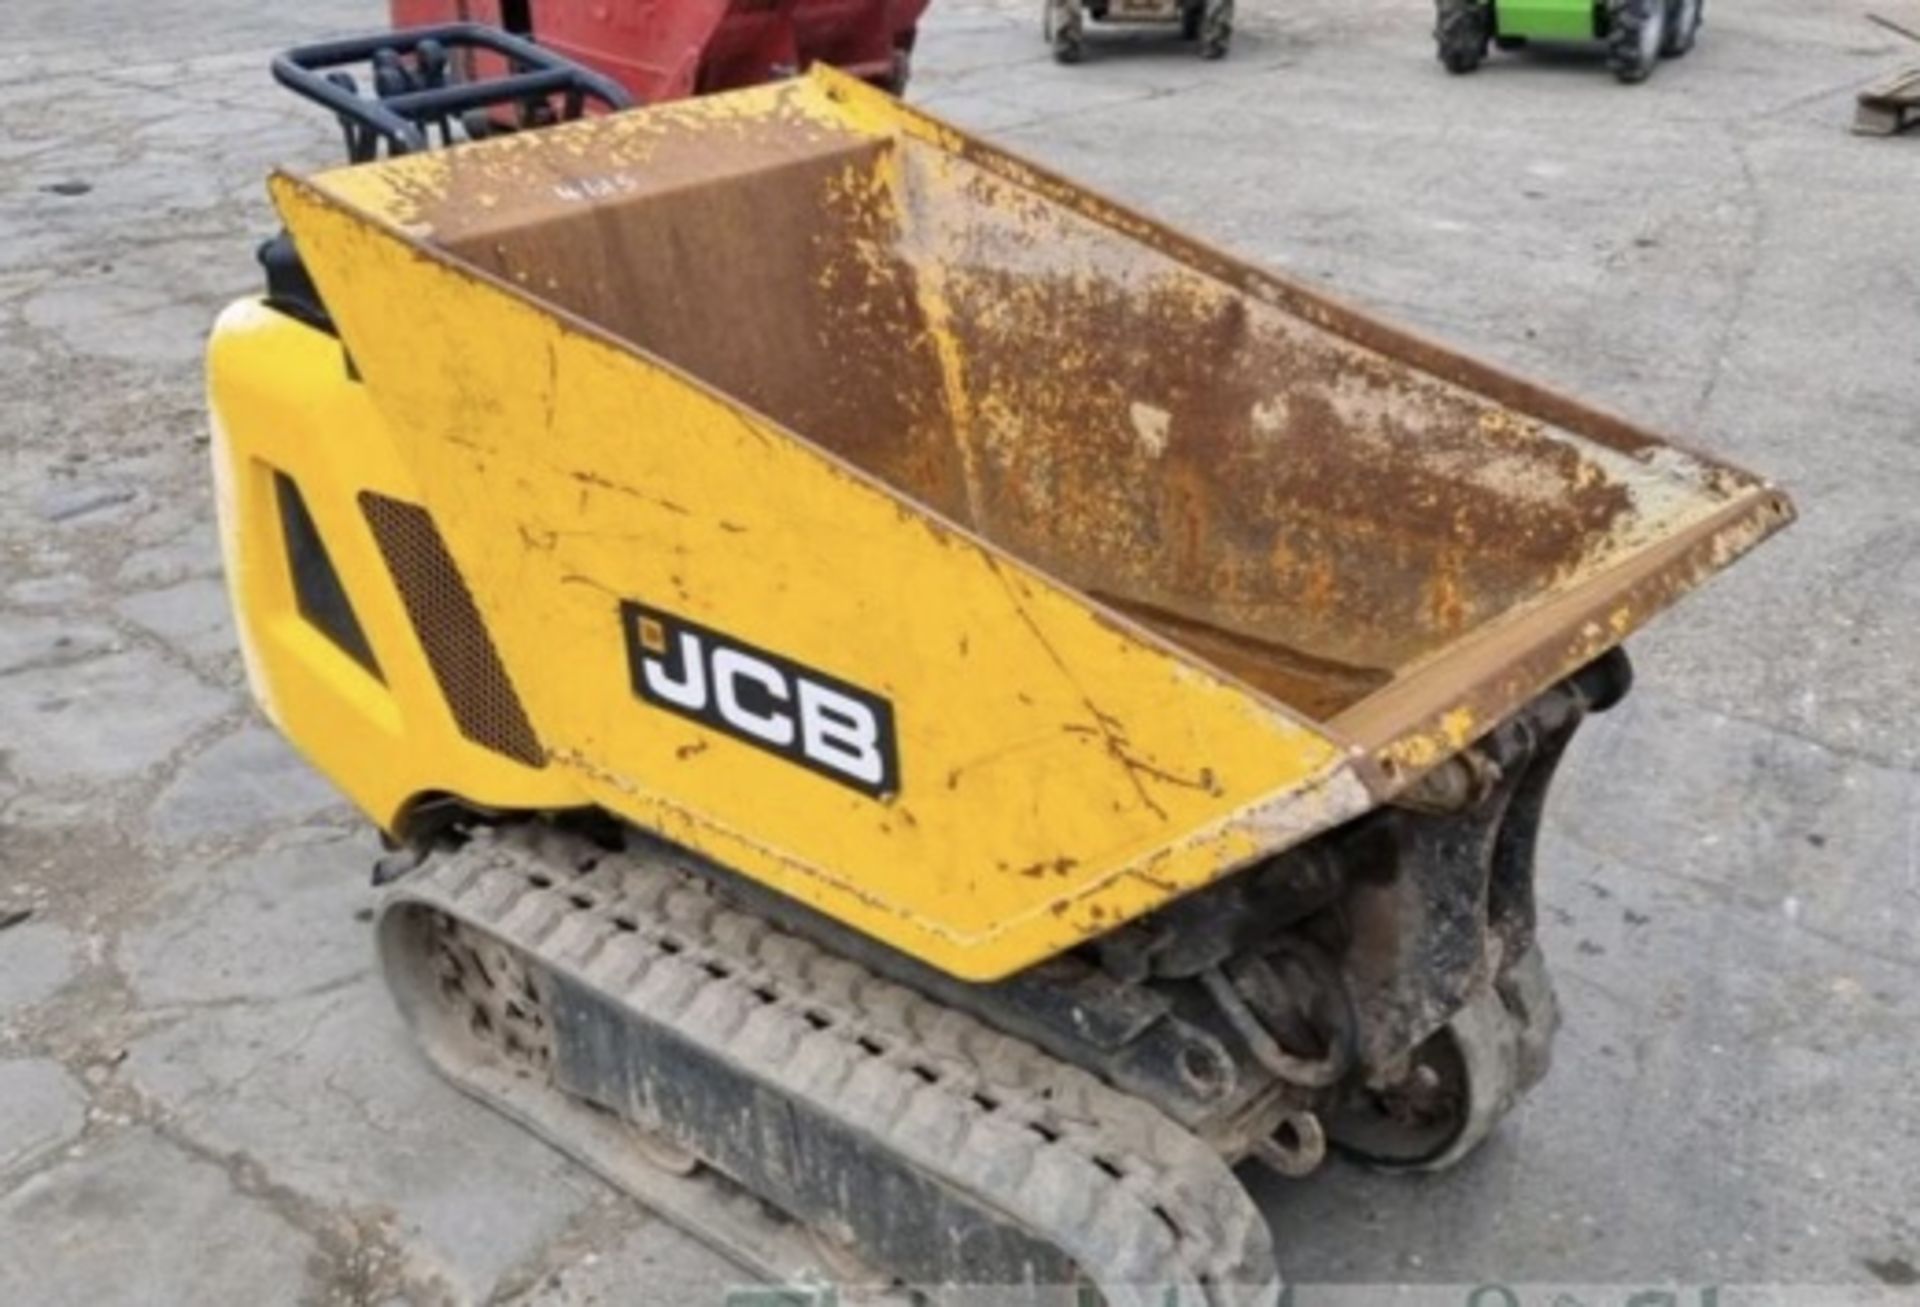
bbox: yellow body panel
[208,300,579,829]
[211,69,1788,982]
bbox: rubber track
[381,824,1280,1306]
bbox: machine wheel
[1323,946,1560,1172]
[1435,0,1491,75]
[1661,0,1702,56]
[1181,1,1203,40]
[1606,0,1667,83]
[1196,0,1231,58]
[1044,0,1086,63]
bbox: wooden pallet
[1856,65,1920,135]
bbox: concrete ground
[2,0,1917,1302]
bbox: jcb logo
[620,602,900,799]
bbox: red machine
[392,0,929,99]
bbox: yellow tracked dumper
[209,25,1793,1305]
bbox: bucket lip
[274,65,1795,800]
[1334,486,1794,788]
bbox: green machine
[1436,0,1703,82]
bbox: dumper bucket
[254,68,1791,981]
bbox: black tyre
[1181,2,1202,40]
[1198,0,1231,58]
[1606,0,1667,83]
[1435,0,1491,75]
[1661,0,1702,56]
[1043,0,1085,63]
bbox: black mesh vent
[275,471,381,679]
[359,492,546,768]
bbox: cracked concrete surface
[2,0,1918,1301]
[0,1057,87,1172]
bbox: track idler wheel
[1323,945,1559,1172]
